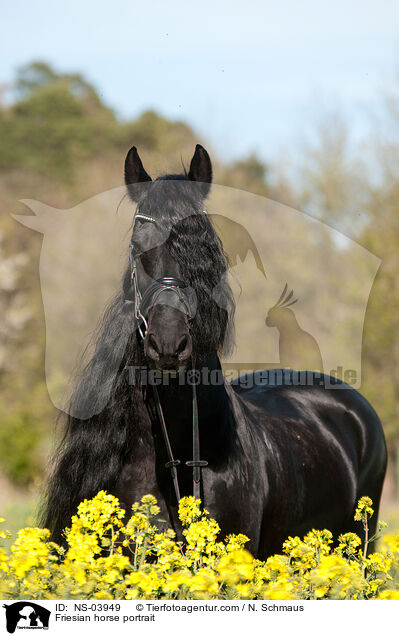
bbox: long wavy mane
[42,174,235,542]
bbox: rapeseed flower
[0,492,398,600]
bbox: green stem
[139,537,148,570]
[362,515,369,578]
[110,525,115,556]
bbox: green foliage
[219,153,269,195]
[126,110,188,151]
[0,62,121,180]
[361,182,399,441]
[0,410,42,486]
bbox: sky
[1,0,399,162]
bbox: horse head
[124,144,234,370]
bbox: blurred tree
[0,233,29,374]
[288,108,399,499]
[0,409,42,486]
[0,61,121,180]
[218,153,270,196]
[362,178,399,496]
[293,116,368,239]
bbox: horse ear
[188,144,212,197]
[124,146,152,201]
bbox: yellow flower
[366,552,393,575]
[381,534,399,553]
[336,532,362,557]
[163,570,192,593]
[178,496,203,525]
[217,549,254,585]
[264,554,290,578]
[125,570,163,598]
[184,517,221,562]
[262,579,295,600]
[283,536,316,569]
[189,569,219,597]
[354,496,374,521]
[225,533,250,552]
[377,589,399,600]
[0,548,9,573]
[304,529,332,555]
[236,583,251,597]
[0,490,396,601]
[9,527,52,579]
[139,495,161,517]
[311,554,363,599]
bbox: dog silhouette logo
[3,602,50,633]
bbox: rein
[129,212,208,504]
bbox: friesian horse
[43,144,387,558]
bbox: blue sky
[1,0,398,162]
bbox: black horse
[43,144,387,558]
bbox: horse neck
[152,353,233,457]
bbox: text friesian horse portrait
[43,144,387,558]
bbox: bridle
[128,213,196,340]
[128,211,208,504]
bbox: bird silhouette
[266,284,323,372]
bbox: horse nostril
[177,334,191,360]
[147,334,160,358]
[145,331,191,365]
[176,336,188,354]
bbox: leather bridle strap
[130,210,208,504]
[152,385,181,503]
[186,379,208,500]
[151,368,207,505]
[140,277,192,319]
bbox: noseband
[128,211,208,505]
[129,247,195,340]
